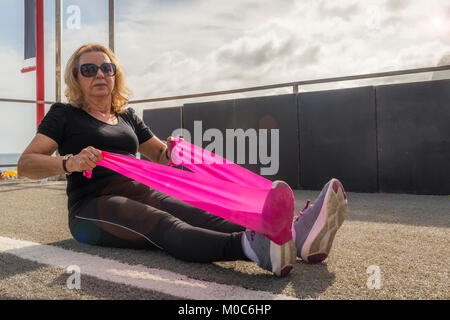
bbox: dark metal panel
[234,94,299,188]
[141,107,182,161]
[377,79,450,195]
[183,95,299,188]
[299,86,378,192]
[182,99,236,172]
[142,107,182,141]
[183,99,236,158]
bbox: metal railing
[127,65,450,104]
[1,65,449,106]
[0,164,17,168]
[0,98,55,105]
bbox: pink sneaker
[292,178,348,263]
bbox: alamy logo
[66,265,81,290]
[170,121,280,175]
[366,265,382,290]
[66,5,81,30]
[365,5,381,30]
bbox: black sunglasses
[79,63,116,77]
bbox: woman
[18,44,347,277]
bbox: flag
[23,0,44,128]
[24,0,36,60]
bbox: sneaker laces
[295,200,311,222]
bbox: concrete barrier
[376,79,450,195]
[141,79,449,195]
[298,86,378,192]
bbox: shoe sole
[300,178,347,263]
[261,180,295,245]
[270,239,297,277]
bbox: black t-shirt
[37,103,154,210]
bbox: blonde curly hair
[64,43,132,114]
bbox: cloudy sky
[0,0,449,153]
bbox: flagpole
[36,0,45,128]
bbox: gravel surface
[0,179,448,300]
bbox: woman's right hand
[66,146,103,173]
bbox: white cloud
[115,0,449,107]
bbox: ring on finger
[88,153,95,160]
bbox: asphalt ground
[0,179,448,300]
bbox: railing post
[293,85,299,94]
[55,0,62,103]
[109,0,115,52]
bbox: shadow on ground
[1,237,335,299]
[0,252,183,300]
[49,238,336,299]
[0,180,64,193]
[293,190,450,228]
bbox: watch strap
[62,154,73,174]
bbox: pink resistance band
[84,137,294,245]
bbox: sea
[0,153,21,171]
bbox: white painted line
[0,236,297,300]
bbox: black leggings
[68,178,248,262]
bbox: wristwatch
[62,154,74,175]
